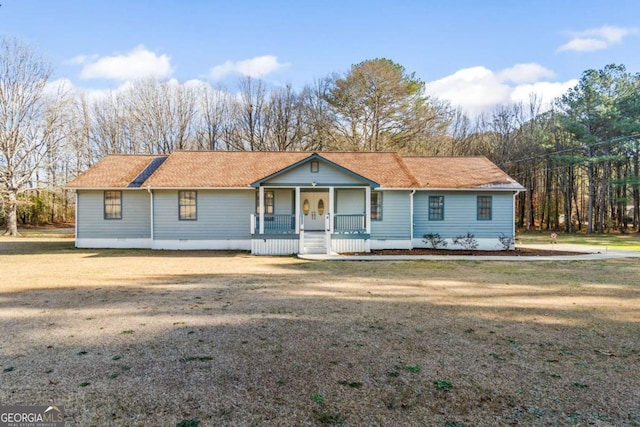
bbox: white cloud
[425,64,577,116]
[44,78,73,96]
[497,63,555,84]
[44,78,119,102]
[558,25,639,52]
[510,80,578,106]
[210,55,288,79]
[76,45,173,80]
[558,38,608,52]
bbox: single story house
[66,151,524,255]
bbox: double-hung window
[429,196,444,220]
[104,191,122,219]
[179,191,197,220]
[256,190,275,215]
[477,195,492,220]
[371,192,382,220]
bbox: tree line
[1,36,639,235]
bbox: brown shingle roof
[66,151,523,190]
[320,152,419,188]
[144,151,311,187]
[66,155,167,188]
[402,156,522,188]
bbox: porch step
[303,232,327,254]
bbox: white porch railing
[251,214,296,234]
[334,214,366,234]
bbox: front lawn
[1,237,639,426]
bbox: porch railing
[334,214,366,234]
[253,214,296,234]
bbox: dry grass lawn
[1,237,639,426]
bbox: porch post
[365,186,371,234]
[74,191,78,247]
[295,187,300,233]
[328,187,334,234]
[259,186,265,235]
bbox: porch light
[311,181,317,187]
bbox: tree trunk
[587,160,595,234]
[4,190,19,236]
[634,141,639,231]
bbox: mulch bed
[346,247,587,256]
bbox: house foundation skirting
[370,239,413,250]
[251,238,299,255]
[152,239,251,250]
[331,238,370,253]
[75,238,152,249]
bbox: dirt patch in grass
[1,237,639,426]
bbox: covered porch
[250,186,372,255]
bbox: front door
[301,192,328,231]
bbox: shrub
[423,233,447,249]
[452,232,478,250]
[497,233,515,250]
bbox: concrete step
[303,247,328,254]
[303,233,327,254]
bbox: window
[179,191,197,220]
[255,190,274,215]
[429,196,444,220]
[477,195,492,220]
[104,191,122,219]
[371,192,382,220]
[310,160,319,173]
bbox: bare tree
[265,85,306,151]
[195,83,230,150]
[127,78,197,154]
[91,90,133,156]
[299,78,336,151]
[0,37,69,235]
[225,77,270,151]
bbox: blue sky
[2,0,639,115]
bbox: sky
[2,0,639,116]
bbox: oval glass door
[303,199,310,215]
[317,199,325,216]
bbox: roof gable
[251,153,379,187]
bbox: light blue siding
[153,190,254,240]
[77,190,151,238]
[335,189,365,214]
[413,191,514,238]
[371,191,411,239]
[273,189,294,215]
[266,160,366,186]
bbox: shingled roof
[402,156,523,189]
[66,151,524,190]
[67,155,167,188]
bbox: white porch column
[365,186,371,234]
[259,186,265,235]
[328,187,335,234]
[295,187,301,233]
[74,192,78,246]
